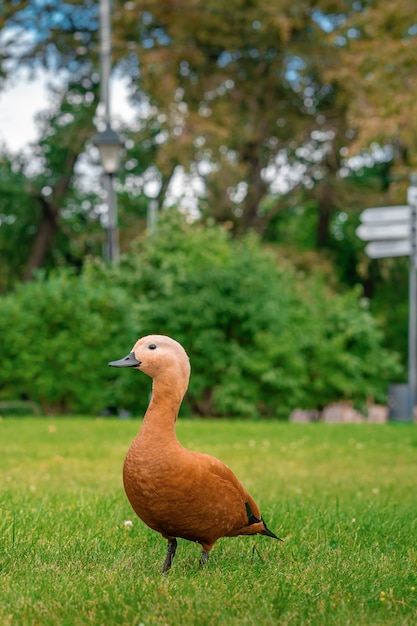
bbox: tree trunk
[240,152,268,235]
[23,197,59,281]
[316,180,334,247]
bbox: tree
[24,78,100,279]
[1,1,362,236]
[326,0,417,169]
[0,77,104,288]
[113,0,361,235]
[0,0,98,78]
[0,1,191,281]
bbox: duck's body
[109,335,279,572]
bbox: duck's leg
[199,550,210,567]
[162,538,177,574]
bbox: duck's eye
[148,344,157,350]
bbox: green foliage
[293,281,403,407]
[0,270,139,414]
[92,213,402,416]
[0,214,403,416]
[0,156,39,292]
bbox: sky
[0,76,49,151]
[0,70,135,153]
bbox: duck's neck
[138,376,186,442]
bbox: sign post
[356,177,417,420]
[407,178,417,417]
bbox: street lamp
[94,125,123,263]
[94,125,123,174]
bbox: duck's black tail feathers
[245,502,283,542]
[262,519,284,541]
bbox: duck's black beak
[108,352,142,368]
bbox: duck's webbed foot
[162,538,177,574]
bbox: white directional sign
[356,222,411,242]
[357,204,413,259]
[360,205,410,224]
[365,240,412,259]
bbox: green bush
[88,213,403,417]
[0,270,139,414]
[0,214,403,417]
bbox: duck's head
[109,334,191,396]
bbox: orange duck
[109,334,280,573]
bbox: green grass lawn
[0,417,416,626]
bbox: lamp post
[94,126,123,263]
[94,0,123,264]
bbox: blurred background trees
[0,0,414,414]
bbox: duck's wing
[193,451,282,540]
